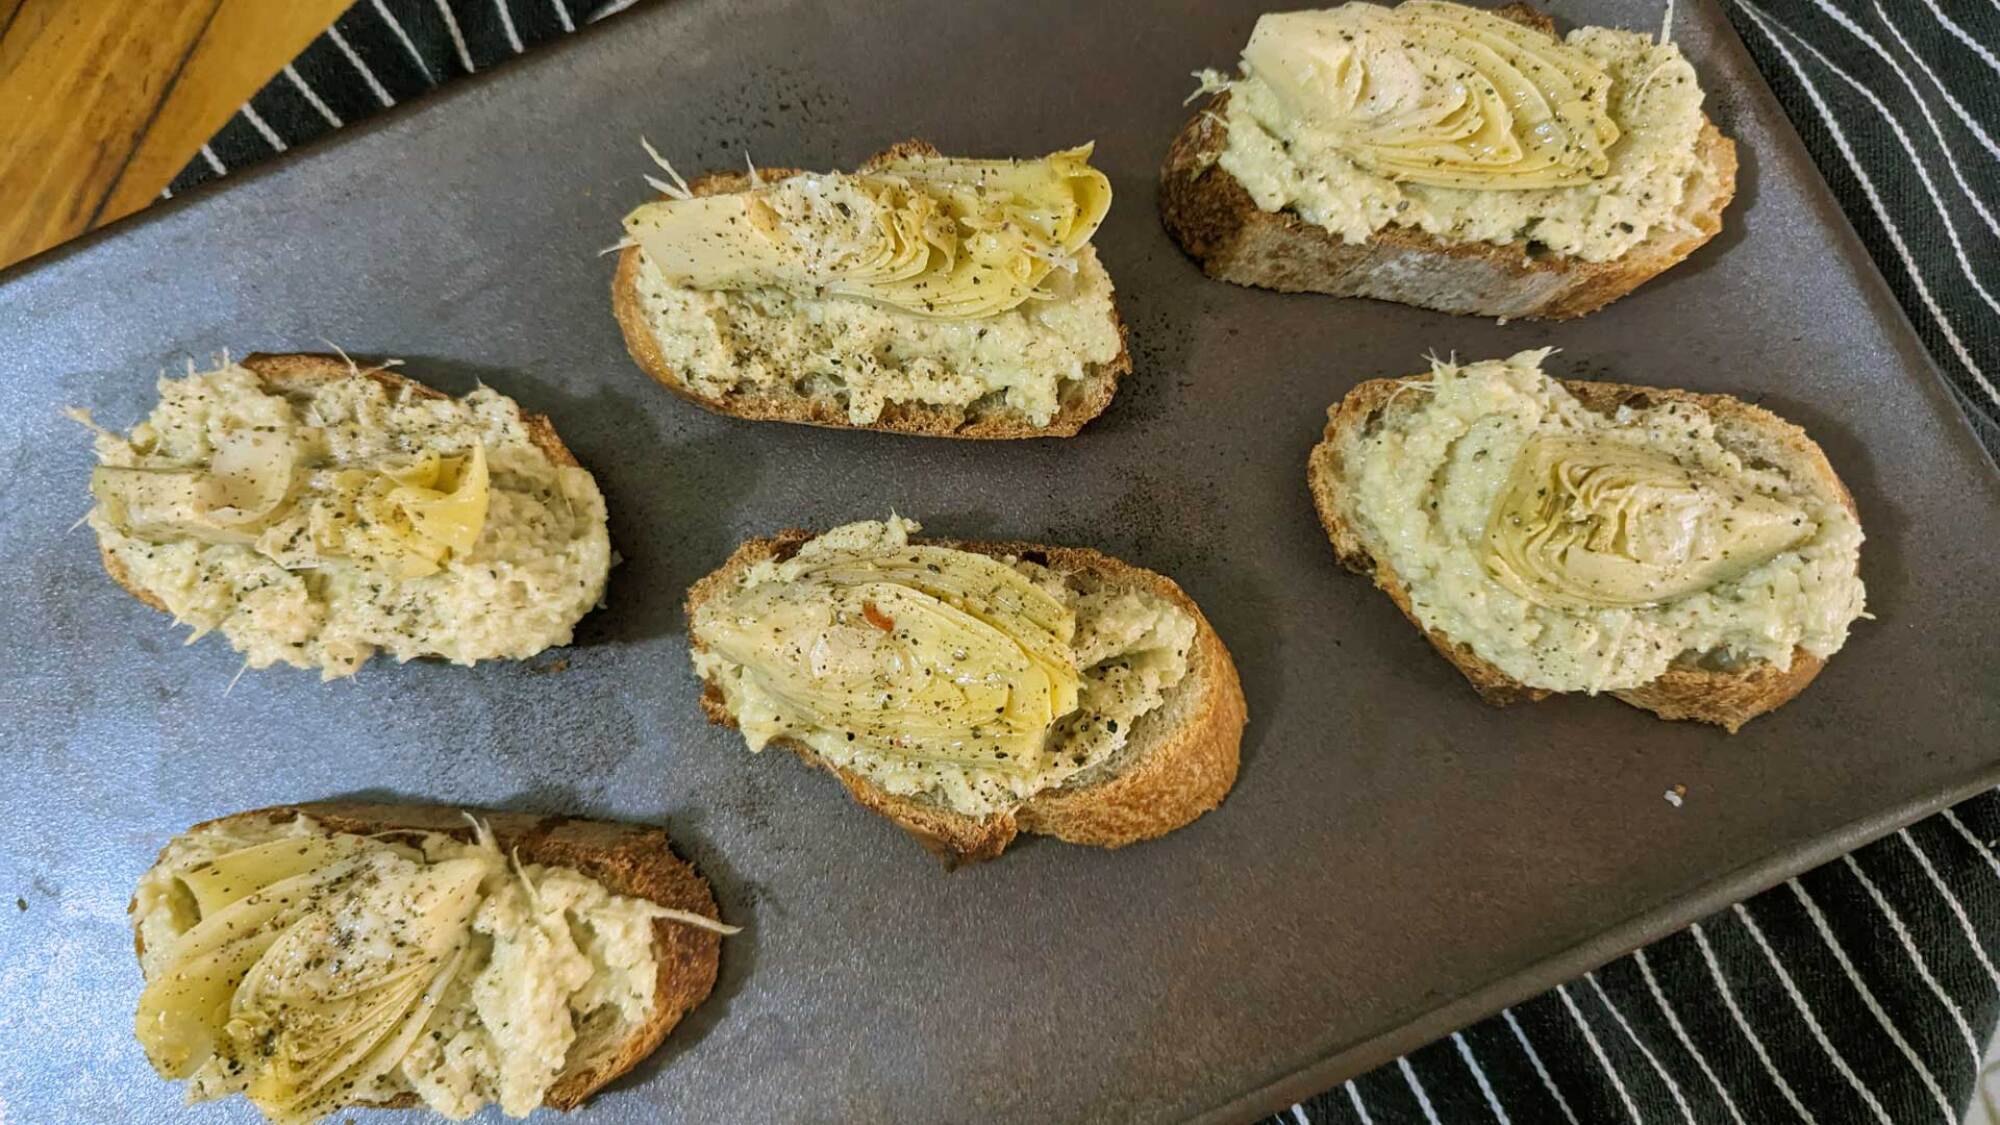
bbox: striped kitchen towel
[165,0,642,194]
[172,1,2000,1122]
[1274,790,2000,1125]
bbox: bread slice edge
[683,531,1246,866]
[1307,373,1858,731]
[131,800,724,1113]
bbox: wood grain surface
[0,0,348,271]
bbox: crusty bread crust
[611,140,1132,439]
[1308,373,1859,732]
[95,352,583,637]
[132,801,724,1113]
[684,530,1246,866]
[1158,5,1739,320]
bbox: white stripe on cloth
[1689,921,1815,1124]
[1502,1008,1581,1125]
[1451,1032,1512,1125]
[1943,807,2000,884]
[1872,1,2000,166]
[239,103,288,153]
[434,0,477,73]
[1397,1057,1443,1125]
[326,24,395,108]
[1732,902,1894,1124]
[1807,0,2000,240]
[1763,13,2000,322]
[590,0,644,21]
[371,0,435,84]
[1288,1103,1309,1125]
[493,0,524,53]
[283,64,344,128]
[1344,1080,1375,1125]
[1586,972,1697,1124]
[1787,879,1956,1122]
[1631,948,1749,1125]
[1899,828,2000,991]
[1555,983,1643,1124]
[1736,0,2000,410]
[1841,853,1984,1070]
[551,0,574,32]
[1915,0,2000,77]
[199,144,227,175]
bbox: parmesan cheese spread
[690,518,1196,817]
[131,813,725,1123]
[82,360,610,679]
[630,246,1123,427]
[1336,351,1866,693]
[1202,2,1714,262]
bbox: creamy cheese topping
[1201,3,1711,262]
[132,814,728,1124]
[631,244,1122,428]
[81,361,610,679]
[690,518,1196,817]
[1338,351,1866,693]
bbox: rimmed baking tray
[2,1,1997,1121]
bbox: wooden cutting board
[0,0,348,270]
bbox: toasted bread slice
[97,352,582,618]
[1309,374,1860,731]
[685,531,1246,865]
[612,141,1132,438]
[133,801,724,1113]
[1159,6,1739,320]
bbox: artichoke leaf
[201,428,299,525]
[178,835,368,916]
[1484,437,1814,609]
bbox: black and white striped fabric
[170,2,2000,1122]
[1725,0,2000,459]
[1276,791,2000,1125]
[163,0,641,196]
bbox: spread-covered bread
[131,803,731,1123]
[612,142,1130,437]
[77,353,610,679]
[1309,350,1867,729]
[1161,2,1738,318]
[685,518,1245,863]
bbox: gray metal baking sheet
[2,1,1997,1121]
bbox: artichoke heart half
[1242,1,1620,190]
[623,145,1111,320]
[302,442,492,578]
[91,427,300,545]
[136,838,497,1125]
[698,545,1082,772]
[1483,436,1814,610]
